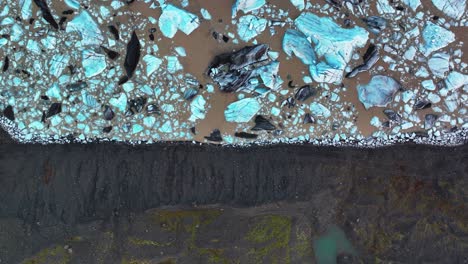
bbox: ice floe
[357,76,400,109]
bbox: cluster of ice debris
[0,0,467,146]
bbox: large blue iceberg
[66,11,104,46]
[294,13,369,83]
[237,15,267,42]
[419,22,455,57]
[357,75,400,109]
[232,0,266,18]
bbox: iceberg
[428,52,450,78]
[431,0,466,19]
[143,55,162,76]
[200,8,211,20]
[254,61,283,90]
[166,56,183,73]
[158,4,200,38]
[282,29,316,65]
[294,13,369,83]
[445,71,468,91]
[19,0,32,20]
[232,0,266,18]
[237,15,267,42]
[419,22,455,57]
[357,75,400,109]
[66,11,104,46]
[289,0,305,10]
[64,0,80,10]
[309,103,331,118]
[49,54,70,77]
[225,97,261,123]
[402,0,421,11]
[109,93,127,112]
[376,0,396,14]
[189,95,206,122]
[82,49,107,78]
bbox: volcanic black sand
[0,129,467,263]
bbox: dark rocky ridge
[0,128,467,263]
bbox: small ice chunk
[290,0,305,10]
[419,22,455,57]
[402,0,421,11]
[370,116,381,127]
[421,80,436,91]
[225,97,261,123]
[189,95,206,121]
[64,0,80,10]
[49,54,70,77]
[309,102,331,118]
[282,29,316,65]
[237,15,267,42]
[46,83,61,100]
[82,49,107,78]
[158,4,200,38]
[445,71,468,91]
[428,52,450,78]
[377,0,396,14]
[404,46,417,60]
[232,0,266,18]
[175,46,186,56]
[66,11,104,46]
[431,0,466,19]
[200,8,211,20]
[109,93,127,112]
[143,55,162,76]
[166,56,183,73]
[357,75,400,109]
[19,0,33,20]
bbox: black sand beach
[0,129,467,263]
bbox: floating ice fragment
[289,0,305,10]
[428,52,450,78]
[66,11,104,46]
[82,49,107,78]
[309,102,331,118]
[109,93,127,112]
[158,4,200,38]
[189,95,206,122]
[82,91,99,108]
[143,55,162,76]
[64,0,80,10]
[254,61,283,90]
[166,56,183,73]
[200,8,211,20]
[419,22,455,57]
[46,83,61,100]
[377,0,396,14]
[175,46,186,56]
[445,71,468,91]
[237,15,267,42]
[232,0,266,18]
[295,13,368,83]
[402,0,421,11]
[357,75,400,109]
[282,29,316,65]
[49,54,70,77]
[19,0,33,20]
[225,97,261,123]
[362,16,387,35]
[431,0,466,19]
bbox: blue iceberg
[254,61,283,90]
[357,75,400,109]
[402,0,421,11]
[294,13,368,83]
[66,11,104,46]
[232,0,266,18]
[282,29,316,65]
[309,103,331,118]
[445,71,467,91]
[49,54,70,77]
[428,52,450,78]
[189,95,207,122]
[431,0,466,19]
[236,15,267,42]
[19,0,32,20]
[82,49,107,78]
[143,55,162,76]
[109,93,127,112]
[419,22,455,57]
[158,4,200,38]
[225,97,261,123]
[289,0,305,10]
